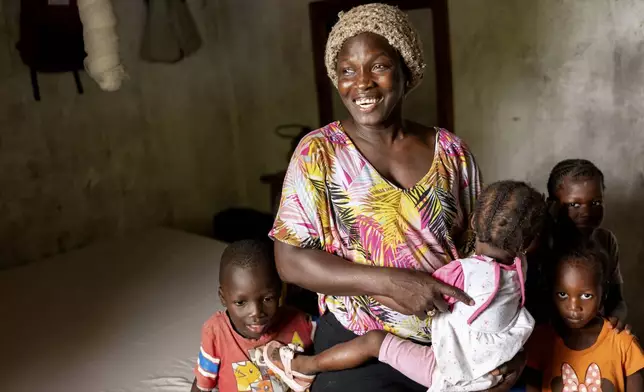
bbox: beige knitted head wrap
[324,3,425,90]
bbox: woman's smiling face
[336,32,407,127]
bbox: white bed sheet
[0,228,227,392]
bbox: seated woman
[270,4,524,391]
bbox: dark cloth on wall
[141,0,202,63]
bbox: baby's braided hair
[547,159,605,199]
[474,181,547,255]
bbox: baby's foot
[263,341,315,391]
[265,343,286,367]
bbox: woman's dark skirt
[311,312,427,392]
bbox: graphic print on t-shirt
[233,333,307,392]
[232,360,263,391]
[291,331,304,348]
[551,363,615,392]
[232,349,288,392]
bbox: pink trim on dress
[466,256,526,325]
[514,256,526,307]
[431,260,465,308]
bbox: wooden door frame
[309,0,454,131]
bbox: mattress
[0,228,227,392]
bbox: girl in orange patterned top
[524,242,644,392]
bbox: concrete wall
[206,0,319,210]
[0,0,318,267]
[1,0,236,266]
[450,0,644,334]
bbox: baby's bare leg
[292,330,387,375]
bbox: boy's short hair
[219,239,278,284]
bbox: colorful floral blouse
[270,122,482,342]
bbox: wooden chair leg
[73,70,84,94]
[30,68,40,101]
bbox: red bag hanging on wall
[16,0,86,101]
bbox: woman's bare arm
[275,241,472,317]
[275,241,395,297]
[371,294,415,314]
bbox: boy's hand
[608,316,632,334]
[190,378,202,392]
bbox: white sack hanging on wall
[77,0,126,91]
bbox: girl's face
[554,176,604,235]
[553,259,602,329]
[336,32,406,128]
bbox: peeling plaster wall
[0,0,248,266]
[450,0,644,334]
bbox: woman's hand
[608,316,632,334]
[274,242,471,318]
[606,291,630,334]
[484,351,527,392]
[386,269,474,318]
[371,294,416,315]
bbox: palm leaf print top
[270,122,482,342]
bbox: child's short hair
[219,239,278,284]
[551,239,609,290]
[547,159,605,199]
[474,180,547,254]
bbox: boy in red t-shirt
[190,240,313,392]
